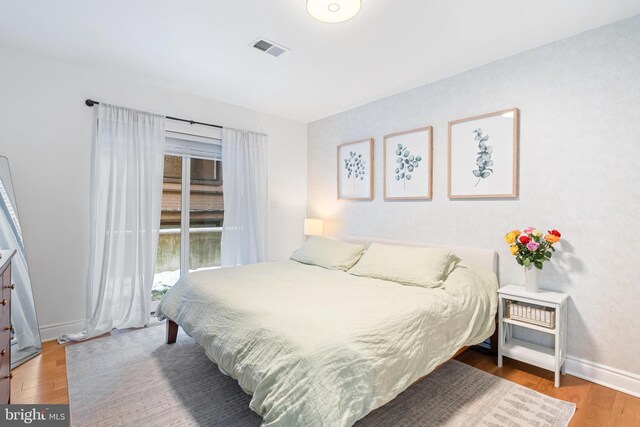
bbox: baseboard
[565,355,640,398]
[39,319,85,342]
[39,317,163,342]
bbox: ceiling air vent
[250,38,290,58]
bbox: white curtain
[59,104,165,342]
[221,128,269,266]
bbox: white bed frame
[342,235,499,277]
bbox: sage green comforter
[156,260,498,426]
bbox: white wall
[307,16,640,387]
[0,45,307,340]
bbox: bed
[156,237,498,426]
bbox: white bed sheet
[156,260,498,426]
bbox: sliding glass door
[152,137,222,307]
[188,158,223,273]
[152,155,183,303]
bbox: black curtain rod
[84,99,223,129]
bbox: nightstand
[497,284,569,387]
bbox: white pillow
[348,243,459,288]
[290,237,365,271]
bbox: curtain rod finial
[85,99,97,107]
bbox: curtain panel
[221,128,269,266]
[59,104,165,342]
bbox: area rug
[66,325,575,426]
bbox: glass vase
[524,265,540,293]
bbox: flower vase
[524,265,540,293]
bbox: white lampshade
[304,218,324,236]
[307,0,361,23]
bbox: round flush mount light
[307,0,361,23]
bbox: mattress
[156,260,498,426]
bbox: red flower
[548,229,561,238]
[519,235,531,244]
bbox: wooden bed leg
[166,319,178,344]
[490,314,499,355]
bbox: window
[152,135,222,306]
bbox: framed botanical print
[384,126,433,200]
[337,138,373,200]
[448,108,519,198]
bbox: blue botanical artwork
[449,109,517,198]
[472,128,493,186]
[394,143,422,188]
[344,151,366,190]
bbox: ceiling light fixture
[307,0,361,23]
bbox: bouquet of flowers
[505,227,562,269]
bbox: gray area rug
[66,325,575,427]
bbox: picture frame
[383,126,433,200]
[337,138,374,200]
[448,108,519,199]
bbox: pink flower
[526,241,540,252]
[523,226,535,235]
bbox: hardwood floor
[11,340,68,405]
[456,350,640,426]
[10,339,640,426]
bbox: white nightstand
[497,284,569,387]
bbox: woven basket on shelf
[506,300,556,329]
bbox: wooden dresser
[0,249,15,404]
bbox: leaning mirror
[0,156,42,367]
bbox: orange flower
[545,234,560,244]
